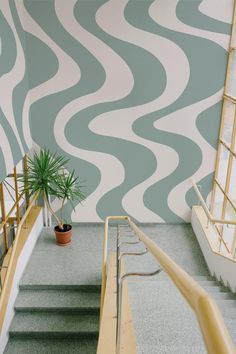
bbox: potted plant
[21,149,85,246]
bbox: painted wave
[1,0,232,222]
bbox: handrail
[0,191,25,232]
[191,181,233,254]
[192,206,236,264]
[0,191,39,330]
[100,216,236,354]
[191,180,236,226]
[100,215,129,319]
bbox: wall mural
[0,0,233,222]
[0,0,32,180]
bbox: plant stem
[44,192,64,230]
[60,197,65,225]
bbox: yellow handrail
[100,216,236,354]
[191,181,234,255]
[191,180,236,226]
[0,191,39,331]
[100,215,129,319]
[0,191,25,232]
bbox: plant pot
[54,224,72,246]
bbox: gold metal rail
[100,216,236,354]
[191,180,236,256]
[100,215,129,319]
[192,181,236,226]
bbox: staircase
[4,285,100,354]
[123,224,236,354]
[2,224,236,353]
[3,224,111,354]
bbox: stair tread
[15,289,100,309]
[137,343,206,354]
[10,312,99,334]
[4,338,98,354]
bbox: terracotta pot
[54,224,72,246]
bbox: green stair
[4,285,100,353]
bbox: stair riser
[19,285,101,292]
[9,332,99,340]
[14,308,100,314]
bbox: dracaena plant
[20,149,85,230]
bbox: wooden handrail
[191,181,234,255]
[100,215,129,320]
[100,216,236,354]
[0,191,25,232]
[0,192,39,331]
[191,181,236,226]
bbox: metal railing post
[23,155,30,209]
[117,269,162,354]
[13,167,20,225]
[0,182,8,252]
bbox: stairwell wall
[0,1,33,181]
[0,0,233,222]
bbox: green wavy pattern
[196,102,222,149]
[0,11,16,77]
[0,0,231,222]
[177,0,231,34]
[0,2,31,180]
[9,0,31,152]
[126,0,228,221]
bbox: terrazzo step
[9,312,99,339]
[137,344,206,354]
[218,307,236,318]
[192,275,214,280]
[206,292,234,300]
[4,338,98,354]
[193,280,221,287]
[19,284,101,292]
[15,289,100,313]
[223,318,236,336]
[214,299,236,308]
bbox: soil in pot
[54,224,72,246]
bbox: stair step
[224,318,236,336]
[214,299,236,308]
[4,338,98,354]
[15,307,100,314]
[15,289,100,311]
[137,344,206,354]
[19,284,101,292]
[208,292,234,300]
[9,312,99,339]
[220,308,236,318]
[192,275,214,281]
[193,280,221,286]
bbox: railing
[191,180,236,257]
[0,154,29,258]
[100,215,129,318]
[0,191,39,330]
[0,154,41,331]
[100,216,236,354]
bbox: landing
[21,224,116,287]
[21,223,207,287]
